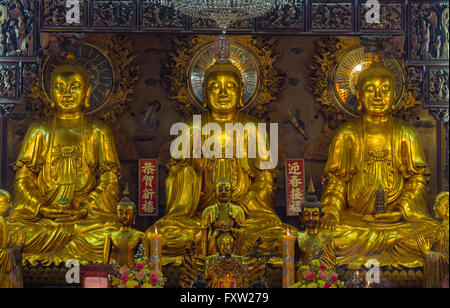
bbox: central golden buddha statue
[321,60,439,268]
[6,54,121,265]
[148,60,291,260]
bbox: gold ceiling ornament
[28,34,139,124]
[308,37,419,129]
[162,35,285,119]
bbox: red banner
[138,159,158,216]
[285,159,305,216]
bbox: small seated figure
[417,192,449,288]
[0,190,13,288]
[205,232,247,288]
[295,180,335,274]
[201,179,246,256]
[103,186,149,267]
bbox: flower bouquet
[291,259,344,289]
[109,245,167,288]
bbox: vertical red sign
[138,159,158,216]
[285,159,305,216]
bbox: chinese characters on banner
[285,159,305,216]
[138,159,158,216]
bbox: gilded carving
[92,0,135,28]
[142,2,184,29]
[42,0,85,27]
[0,63,17,99]
[310,2,352,31]
[360,2,402,31]
[261,1,304,31]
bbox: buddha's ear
[84,84,92,109]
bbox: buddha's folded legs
[332,217,439,268]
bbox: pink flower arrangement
[319,272,329,279]
[110,257,167,288]
[292,259,345,289]
[120,274,129,282]
[119,268,129,276]
[324,283,332,288]
[150,276,158,284]
[308,273,316,280]
[135,272,145,281]
[319,264,327,270]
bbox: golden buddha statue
[103,185,149,267]
[417,192,449,288]
[295,180,335,273]
[0,190,13,288]
[6,54,121,265]
[148,60,291,260]
[321,60,439,268]
[201,178,246,256]
[205,232,247,288]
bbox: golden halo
[331,47,405,117]
[186,41,261,111]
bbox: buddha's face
[0,191,11,217]
[217,234,234,256]
[215,181,232,203]
[357,76,394,116]
[301,207,321,230]
[117,205,135,226]
[52,72,91,114]
[205,71,242,113]
[434,197,449,220]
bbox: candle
[150,227,162,272]
[283,229,295,288]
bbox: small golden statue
[295,179,335,273]
[103,185,149,267]
[201,178,246,256]
[321,59,439,268]
[0,190,13,288]
[416,192,449,288]
[205,232,247,288]
[6,54,121,265]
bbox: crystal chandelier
[149,0,295,32]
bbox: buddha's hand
[55,208,88,223]
[39,206,71,220]
[373,210,402,223]
[322,213,338,231]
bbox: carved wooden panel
[92,0,136,29]
[141,1,184,30]
[310,1,353,31]
[260,0,304,32]
[0,62,18,101]
[360,1,403,32]
[426,67,449,107]
[41,0,87,29]
[0,0,36,57]
[409,1,449,62]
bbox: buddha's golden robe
[153,112,289,259]
[7,116,121,265]
[321,116,439,268]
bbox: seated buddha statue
[201,178,246,256]
[103,185,149,267]
[321,60,439,268]
[295,179,335,273]
[148,60,292,259]
[6,54,121,265]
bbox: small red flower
[134,285,142,288]
[120,274,129,282]
[136,263,145,270]
[150,276,158,284]
[324,283,332,288]
[319,264,327,270]
[331,276,338,283]
[308,273,316,280]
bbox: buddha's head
[117,185,136,227]
[203,61,244,114]
[214,178,232,203]
[50,53,91,115]
[434,191,449,221]
[300,179,323,233]
[356,61,396,116]
[0,189,11,217]
[216,232,235,256]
